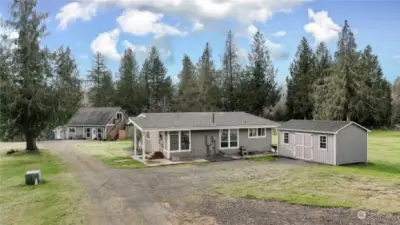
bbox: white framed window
[283,132,289,144]
[319,135,327,150]
[117,112,123,120]
[69,127,75,133]
[168,131,191,152]
[248,128,266,138]
[84,128,91,138]
[220,129,239,149]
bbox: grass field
[0,145,86,225]
[74,141,146,168]
[215,130,400,213]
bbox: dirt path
[41,141,178,225]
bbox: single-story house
[277,120,370,165]
[128,112,280,162]
[65,107,128,140]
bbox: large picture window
[220,129,239,149]
[168,131,191,152]
[248,128,267,138]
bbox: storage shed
[277,120,370,165]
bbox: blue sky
[1,0,399,85]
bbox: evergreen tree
[116,48,140,115]
[141,46,168,112]
[221,30,241,111]
[325,20,362,121]
[197,43,221,111]
[177,54,200,111]
[87,53,115,107]
[286,37,315,119]
[247,30,280,116]
[392,77,400,126]
[0,0,81,150]
[312,42,333,119]
[54,46,83,125]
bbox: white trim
[335,122,371,133]
[167,130,191,152]
[283,132,290,145]
[278,128,336,134]
[318,135,328,150]
[248,128,267,138]
[84,127,91,138]
[333,134,337,165]
[69,127,76,133]
[219,129,239,149]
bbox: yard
[0,143,86,225]
[215,130,400,213]
[74,140,146,168]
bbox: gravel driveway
[41,140,400,225]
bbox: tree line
[0,0,399,151]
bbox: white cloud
[265,39,289,61]
[90,28,121,60]
[247,24,258,37]
[304,8,341,43]
[117,9,187,38]
[272,30,287,37]
[56,0,309,30]
[0,14,19,48]
[56,2,97,30]
[122,39,173,63]
[395,55,400,63]
[192,20,204,32]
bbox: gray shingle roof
[130,112,279,130]
[67,107,121,126]
[277,119,369,133]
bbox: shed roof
[67,107,121,126]
[129,112,280,130]
[277,119,370,134]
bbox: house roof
[277,119,370,134]
[67,107,121,126]
[129,112,280,130]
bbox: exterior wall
[278,130,335,165]
[67,126,106,140]
[336,124,368,165]
[168,128,273,160]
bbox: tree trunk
[26,133,38,151]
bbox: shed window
[283,132,289,144]
[248,128,266,138]
[319,135,327,150]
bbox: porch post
[134,125,137,157]
[142,130,146,161]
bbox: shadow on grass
[345,162,400,174]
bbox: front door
[91,128,97,140]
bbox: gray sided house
[277,120,370,165]
[129,112,280,162]
[66,107,128,140]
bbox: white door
[91,128,97,140]
[294,133,303,158]
[294,133,313,160]
[303,134,313,160]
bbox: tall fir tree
[247,30,280,116]
[177,54,200,111]
[197,43,221,111]
[0,0,81,149]
[87,53,115,107]
[116,48,140,115]
[221,30,241,111]
[392,77,400,126]
[286,37,315,119]
[312,42,333,119]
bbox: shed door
[303,134,312,160]
[294,133,303,158]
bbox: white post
[142,131,146,161]
[134,126,137,157]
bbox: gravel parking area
[41,140,400,225]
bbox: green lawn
[74,140,146,168]
[0,149,86,225]
[215,130,400,213]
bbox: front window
[284,132,289,144]
[85,128,91,138]
[168,131,191,151]
[248,128,266,138]
[69,128,75,133]
[319,136,327,150]
[220,129,239,148]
